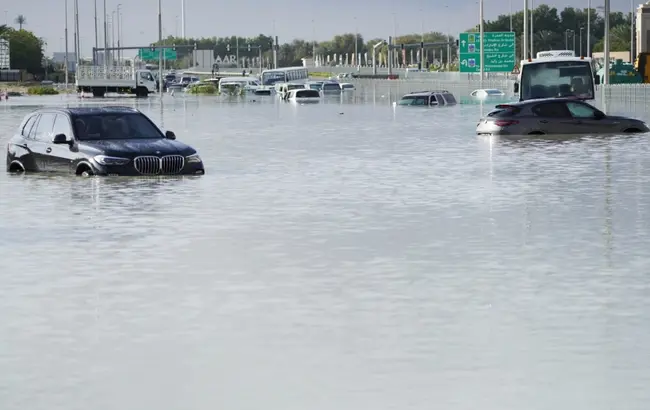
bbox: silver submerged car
[476,97,649,136]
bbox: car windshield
[322,83,340,91]
[72,113,163,140]
[262,72,286,85]
[520,60,594,100]
[398,96,428,106]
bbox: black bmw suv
[6,106,205,176]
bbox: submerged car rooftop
[404,90,452,96]
[495,96,591,107]
[60,106,141,115]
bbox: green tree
[14,15,26,30]
[593,24,631,52]
[472,5,631,58]
[3,28,44,74]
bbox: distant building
[0,39,10,69]
[51,52,78,72]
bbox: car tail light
[494,120,519,127]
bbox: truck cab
[135,69,157,92]
[513,50,597,102]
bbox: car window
[72,113,163,140]
[443,93,457,104]
[531,102,571,118]
[21,115,38,137]
[52,114,73,137]
[566,102,599,118]
[32,113,56,142]
[412,96,427,105]
[429,96,438,105]
[487,105,521,117]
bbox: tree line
[0,5,635,76]
[152,5,634,69]
[0,15,47,75]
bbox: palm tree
[14,15,26,30]
[0,24,8,37]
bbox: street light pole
[354,16,358,67]
[94,0,98,64]
[116,4,121,64]
[158,0,163,95]
[580,27,583,56]
[631,0,635,63]
[64,0,69,88]
[103,0,108,70]
[587,0,591,56]
[476,0,485,88]
[111,11,115,64]
[523,0,528,60]
[530,0,534,57]
[603,0,610,85]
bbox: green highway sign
[458,32,516,73]
[138,48,177,61]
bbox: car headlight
[94,155,130,165]
[185,153,202,163]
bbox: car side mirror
[513,83,519,93]
[165,130,176,140]
[594,75,601,85]
[52,133,71,144]
[594,110,605,119]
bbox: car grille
[134,155,185,175]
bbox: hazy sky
[2,0,635,57]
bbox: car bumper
[92,161,205,176]
[476,121,510,135]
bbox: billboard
[0,39,9,69]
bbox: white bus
[256,67,309,95]
[514,50,597,102]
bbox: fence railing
[348,77,650,111]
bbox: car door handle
[539,120,548,123]
[46,147,52,153]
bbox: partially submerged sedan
[476,97,649,136]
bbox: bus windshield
[262,72,286,85]
[520,60,594,101]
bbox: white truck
[76,65,158,98]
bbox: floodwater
[1,93,650,410]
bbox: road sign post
[138,48,177,61]
[458,32,516,73]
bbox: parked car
[397,90,457,106]
[470,88,506,99]
[6,106,205,176]
[476,97,649,136]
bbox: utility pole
[94,0,98,64]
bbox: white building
[636,2,650,54]
[0,39,9,69]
